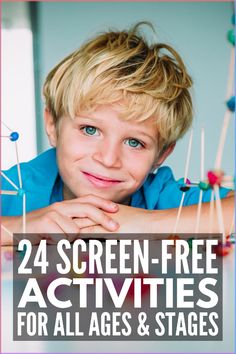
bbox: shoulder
[131,166,175,209]
[1,148,59,216]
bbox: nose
[92,139,122,168]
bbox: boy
[1,22,234,245]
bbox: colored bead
[177,177,191,185]
[17,188,25,197]
[180,185,190,192]
[4,250,14,261]
[207,170,224,186]
[226,96,235,112]
[213,241,233,257]
[187,238,194,249]
[168,234,180,246]
[10,132,19,141]
[227,29,235,46]
[199,181,210,191]
[232,14,235,26]
[228,232,236,245]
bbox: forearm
[149,195,234,235]
[1,216,22,246]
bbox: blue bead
[226,96,235,112]
[230,233,235,244]
[232,14,235,26]
[17,188,25,197]
[10,132,19,141]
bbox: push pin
[10,132,19,142]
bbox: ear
[153,142,176,169]
[44,108,57,147]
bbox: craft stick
[0,190,18,195]
[1,224,13,237]
[209,190,215,234]
[1,121,13,132]
[0,136,11,138]
[0,171,19,190]
[15,141,23,189]
[214,185,226,242]
[22,193,26,233]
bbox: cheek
[127,156,154,183]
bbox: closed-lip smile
[82,171,122,187]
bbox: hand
[1,195,119,245]
[79,204,157,236]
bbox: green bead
[187,238,194,249]
[227,29,235,46]
[199,181,210,191]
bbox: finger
[74,204,119,231]
[80,225,108,234]
[73,217,97,229]
[46,211,80,243]
[67,195,119,213]
[51,203,119,231]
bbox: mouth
[82,171,122,188]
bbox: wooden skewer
[214,185,226,243]
[1,224,13,237]
[0,190,18,195]
[15,142,23,189]
[0,171,19,190]
[22,193,26,233]
[209,190,215,234]
[173,130,193,234]
[215,45,234,171]
[195,128,204,233]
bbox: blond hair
[43,22,193,151]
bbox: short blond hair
[43,22,193,151]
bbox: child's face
[46,105,169,203]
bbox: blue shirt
[1,148,230,216]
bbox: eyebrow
[76,116,156,143]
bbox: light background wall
[35,1,234,181]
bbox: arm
[80,193,234,236]
[1,195,119,246]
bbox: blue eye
[82,126,98,136]
[125,138,143,149]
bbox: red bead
[167,234,180,246]
[207,170,224,186]
[213,241,233,256]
